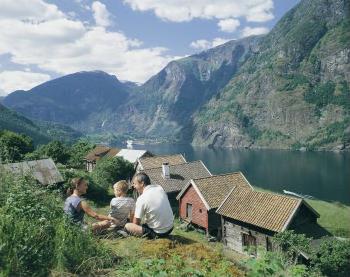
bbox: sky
[0,0,300,96]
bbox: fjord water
[128,144,350,204]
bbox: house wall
[222,216,275,257]
[179,185,208,230]
[288,204,317,228]
[208,209,222,234]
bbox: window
[199,209,202,213]
[186,203,192,220]
[266,236,272,251]
[242,233,257,256]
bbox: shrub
[90,156,134,191]
[311,238,350,277]
[0,171,115,276]
[0,130,34,163]
[67,140,95,169]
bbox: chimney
[162,162,170,179]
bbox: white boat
[283,190,314,199]
[126,140,133,148]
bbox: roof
[138,154,186,170]
[144,161,212,193]
[176,172,253,210]
[1,158,64,185]
[216,188,313,233]
[85,145,120,161]
[116,149,150,163]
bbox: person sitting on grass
[125,172,174,239]
[109,180,135,228]
[64,177,118,233]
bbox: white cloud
[218,18,240,33]
[0,0,179,95]
[241,26,269,37]
[0,71,51,95]
[92,1,112,27]
[122,0,274,23]
[190,40,212,51]
[0,0,63,21]
[212,37,231,47]
[190,37,232,51]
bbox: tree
[0,130,34,163]
[91,157,134,190]
[67,140,95,169]
[39,140,70,164]
[311,238,350,277]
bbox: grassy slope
[91,205,244,276]
[306,199,350,237]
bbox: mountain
[3,0,350,150]
[3,38,259,141]
[117,37,261,140]
[3,71,131,133]
[0,104,81,145]
[192,0,350,150]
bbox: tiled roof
[192,172,253,209]
[144,161,211,193]
[116,149,151,163]
[139,154,186,170]
[85,146,120,161]
[217,188,302,232]
[1,158,64,185]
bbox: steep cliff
[192,0,350,150]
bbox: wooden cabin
[136,154,186,172]
[176,172,253,236]
[216,188,320,257]
[139,161,211,205]
[84,145,120,172]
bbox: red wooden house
[176,172,253,236]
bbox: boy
[109,180,135,228]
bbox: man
[125,172,174,238]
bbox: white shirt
[135,184,174,233]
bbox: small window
[186,203,192,220]
[199,209,202,213]
[266,236,273,251]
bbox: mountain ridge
[2,0,349,150]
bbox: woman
[64,177,117,233]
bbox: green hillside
[0,104,81,145]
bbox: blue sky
[0,0,300,96]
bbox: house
[1,158,64,186]
[116,149,153,166]
[140,161,212,204]
[136,154,186,172]
[84,145,120,172]
[176,172,253,236]
[216,188,320,257]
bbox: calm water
[122,144,350,204]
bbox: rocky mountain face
[3,0,349,150]
[192,0,350,150]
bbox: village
[1,144,332,262]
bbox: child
[109,180,135,228]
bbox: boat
[126,140,133,148]
[283,190,314,199]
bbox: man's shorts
[141,224,173,239]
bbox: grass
[93,205,245,277]
[306,199,350,237]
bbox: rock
[299,147,307,152]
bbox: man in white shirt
[125,172,174,238]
